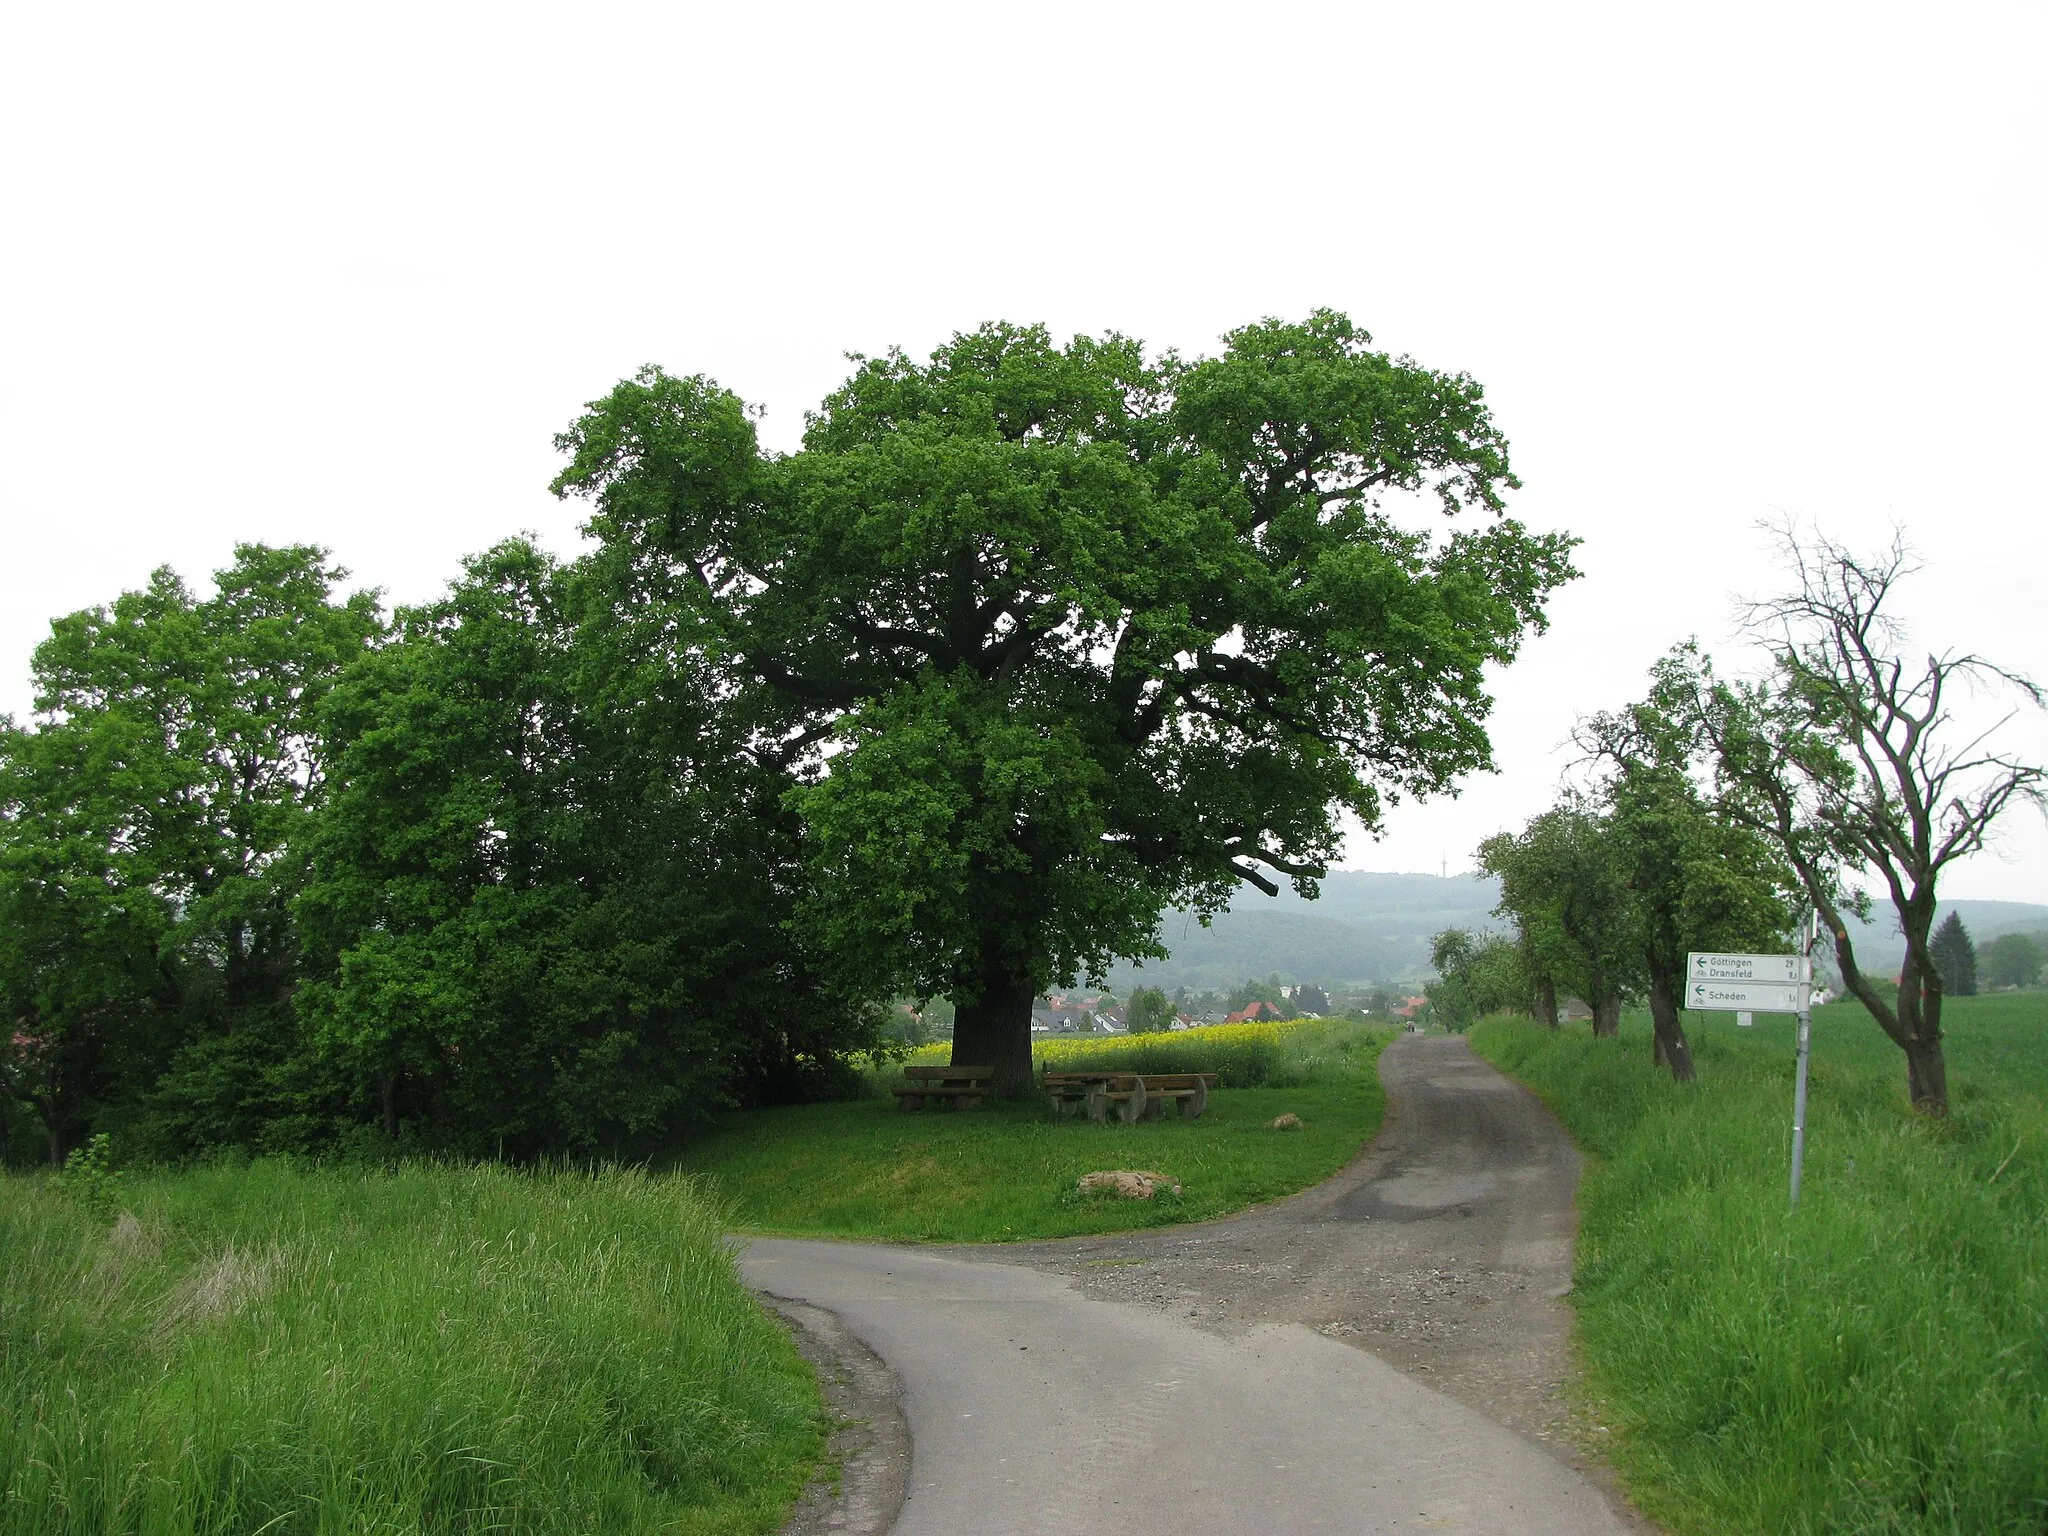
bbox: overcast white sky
[4,1,2044,899]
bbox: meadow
[671,1017,1393,1242]
[0,1161,822,1536]
[1471,991,2048,1536]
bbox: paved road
[742,1034,1640,1535]
[1003,1034,1597,1449]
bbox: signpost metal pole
[1788,910,1819,1209]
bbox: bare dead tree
[1686,526,2044,1114]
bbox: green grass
[674,1019,1393,1242]
[0,1161,824,1535]
[1471,992,2048,1535]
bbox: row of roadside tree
[1429,530,2043,1112]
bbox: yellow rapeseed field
[906,1016,1312,1066]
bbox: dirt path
[981,1033,1647,1518]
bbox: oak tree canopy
[554,312,1577,1094]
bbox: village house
[1223,999,1287,1024]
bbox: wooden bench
[1042,1071,1216,1124]
[891,1064,994,1110]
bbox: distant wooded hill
[1845,901,2048,973]
[1104,872,2048,992]
[1107,872,1506,991]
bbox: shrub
[56,1133,121,1224]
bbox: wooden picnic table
[1041,1070,1216,1124]
[891,1064,993,1110]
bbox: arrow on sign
[1686,978,1806,1013]
[1687,952,1809,984]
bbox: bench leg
[1087,1089,1108,1124]
[958,1095,982,1110]
[897,1094,920,1112]
[1131,1079,1151,1124]
[1143,1097,1166,1122]
[1186,1080,1208,1119]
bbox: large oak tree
[554,313,1576,1094]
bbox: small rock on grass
[1268,1113,1305,1131]
[1077,1169,1182,1200]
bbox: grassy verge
[674,1018,1392,1242]
[1471,993,2048,1535]
[1,1161,823,1535]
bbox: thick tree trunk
[1646,968,1696,1083]
[1536,975,1560,1030]
[1802,864,1951,1114]
[1581,966,1613,1040]
[379,1071,400,1138]
[1593,995,1622,1039]
[1903,1033,1947,1109]
[25,1091,71,1167]
[1824,907,1937,1110]
[1586,960,1620,1037]
[949,977,1038,1099]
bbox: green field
[1471,992,2048,1535]
[671,1019,1392,1242]
[0,1161,823,1536]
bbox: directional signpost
[1686,951,1808,984]
[1687,934,1820,1207]
[1685,976,1805,1012]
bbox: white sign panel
[1685,978,1805,1013]
[1688,952,1810,984]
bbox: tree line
[1433,530,2043,1112]
[0,542,880,1165]
[3,312,1578,1160]
[1121,977,1353,1033]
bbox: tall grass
[1472,994,2048,1535]
[0,1160,822,1535]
